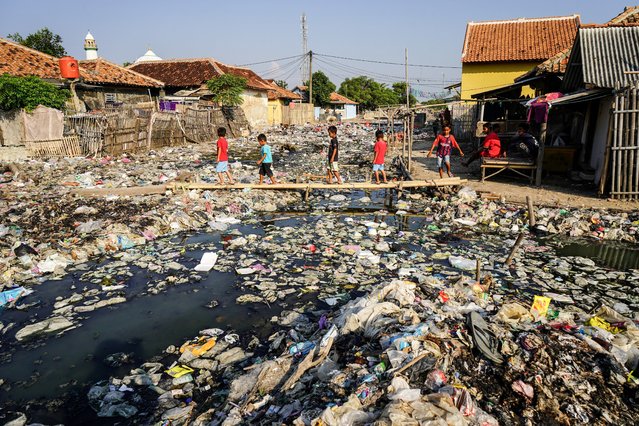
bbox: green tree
[206,74,247,106]
[0,74,70,111]
[392,82,417,107]
[338,76,399,111]
[275,80,288,89]
[123,61,132,67]
[304,71,335,107]
[7,28,67,57]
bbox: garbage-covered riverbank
[1,124,639,425]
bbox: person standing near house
[462,123,501,166]
[427,125,464,178]
[257,133,277,184]
[372,129,388,184]
[327,125,343,184]
[215,127,235,184]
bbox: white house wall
[240,90,268,128]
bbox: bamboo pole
[598,99,615,196]
[166,178,465,191]
[632,83,638,199]
[617,91,625,198]
[612,89,619,198]
[526,196,536,227]
[505,233,525,266]
[535,122,547,186]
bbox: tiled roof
[215,63,272,91]
[265,80,301,100]
[129,58,223,87]
[608,6,639,24]
[0,38,163,88]
[462,15,580,63]
[0,37,65,79]
[79,58,163,88]
[330,92,358,105]
[516,47,572,81]
[129,58,271,91]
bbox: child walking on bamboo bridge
[257,133,277,185]
[427,125,464,178]
[215,127,235,185]
[372,129,388,184]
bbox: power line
[314,52,461,69]
[313,56,456,88]
[237,54,305,67]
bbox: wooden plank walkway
[167,178,465,191]
[70,178,465,197]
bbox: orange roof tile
[79,58,163,88]
[330,92,358,105]
[462,15,580,63]
[265,80,301,100]
[0,37,163,88]
[129,58,272,91]
[608,6,639,24]
[0,37,65,80]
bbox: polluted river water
[1,185,639,424]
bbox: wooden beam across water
[167,178,466,191]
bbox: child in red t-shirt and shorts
[372,129,388,184]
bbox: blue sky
[1,0,633,96]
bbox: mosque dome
[135,49,162,64]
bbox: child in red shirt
[372,130,388,184]
[427,125,464,178]
[216,127,234,184]
[463,123,501,167]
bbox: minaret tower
[84,31,98,60]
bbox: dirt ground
[407,139,639,212]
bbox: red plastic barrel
[59,56,80,79]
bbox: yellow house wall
[268,99,283,125]
[461,62,540,100]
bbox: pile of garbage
[80,210,639,425]
[1,123,638,424]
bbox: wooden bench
[480,157,537,183]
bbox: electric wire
[314,52,461,69]
[238,54,305,67]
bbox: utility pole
[308,50,313,106]
[300,14,308,84]
[405,48,409,110]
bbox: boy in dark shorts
[257,134,277,184]
[326,125,342,184]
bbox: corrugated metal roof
[566,26,639,90]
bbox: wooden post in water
[505,233,526,266]
[526,196,536,227]
[535,122,547,187]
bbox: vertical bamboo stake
[632,83,638,199]
[622,88,629,197]
[598,99,615,196]
[617,91,625,198]
[526,196,536,227]
[475,258,481,282]
[612,89,619,198]
[535,122,547,186]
